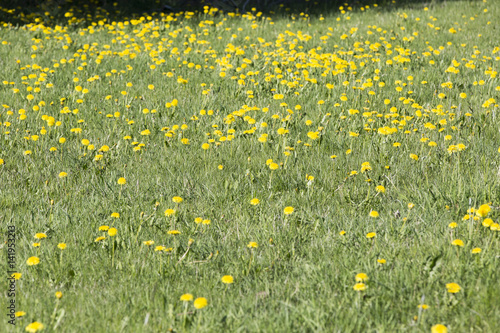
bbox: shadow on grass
[0,0,456,26]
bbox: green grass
[1,0,500,332]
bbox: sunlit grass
[1,0,499,332]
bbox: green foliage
[0,0,499,332]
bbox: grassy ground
[1,0,499,332]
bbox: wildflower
[94,236,106,242]
[471,248,482,254]
[355,273,368,282]
[250,198,260,205]
[307,131,319,140]
[168,230,181,235]
[111,212,120,218]
[180,294,193,301]
[408,203,415,209]
[451,239,464,247]
[172,196,183,203]
[284,206,294,215]
[431,324,447,333]
[366,232,376,239]
[99,226,109,231]
[15,311,26,317]
[57,243,66,250]
[117,177,126,185]
[375,185,386,193]
[476,204,491,217]
[194,297,208,309]
[34,233,47,240]
[418,304,429,309]
[339,230,346,235]
[446,282,461,293]
[164,209,175,216]
[369,211,379,218]
[221,275,234,284]
[55,291,63,299]
[269,163,279,170]
[58,172,68,178]
[482,218,493,227]
[353,283,366,291]
[448,222,457,229]
[26,257,40,266]
[361,162,372,172]
[143,240,154,246]
[25,322,44,333]
[410,154,419,161]
[11,273,22,280]
[377,258,386,264]
[247,242,258,248]
[108,228,117,237]
[202,143,210,150]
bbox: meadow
[0,0,499,332]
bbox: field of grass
[1,0,499,332]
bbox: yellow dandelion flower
[108,228,117,237]
[194,297,208,309]
[431,324,447,333]
[250,198,260,205]
[221,275,234,284]
[269,163,279,170]
[482,218,493,227]
[34,233,47,240]
[26,256,40,266]
[355,273,368,282]
[476,204,491,217]
[165,209,176,216]
[445,282,461,293]
[172,196,183,203]
[25,322,44,333]
[353,283,366,291]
